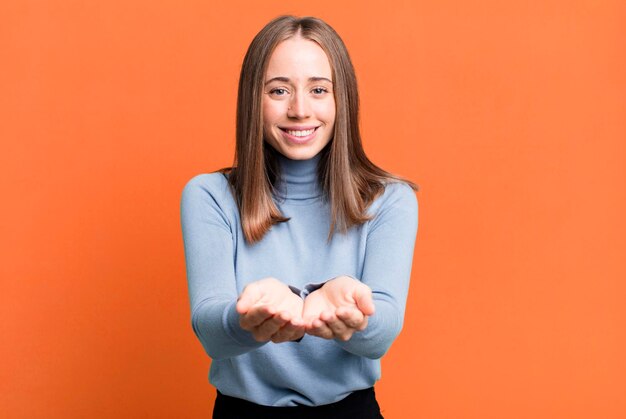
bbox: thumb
[236,284,262,314]
[301,293,325,325]
[352,285,375,316]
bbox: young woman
[181,15,418,418]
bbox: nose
[287,91,311,119]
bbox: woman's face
[262,36,336,160]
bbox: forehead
[265,37,332,79]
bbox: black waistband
[213,387,382,419]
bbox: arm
[181,175,305,359]
[339,183,418,358]
[303,183,418,359]
[181,175,282,359]
[181,175,265,360]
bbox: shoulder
[370,181,418,214]
[183,172,229,190]
[180,172,237,214]
[182,172,231,200]
[365,181,418,232]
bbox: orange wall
[2,1,625,418]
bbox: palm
[237,278,304,343]
[248,281,303,313]
[303,282,355,321]
[302,276,375,340]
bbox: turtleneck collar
[274,152,323,200]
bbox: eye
[312,87,328,95]
[269,87,289,96]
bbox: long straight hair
[224,15,417,243]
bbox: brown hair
[223,15,418,243]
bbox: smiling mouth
[279,127,318,137]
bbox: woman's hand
[302,276,375,341]
[236,278,305,343]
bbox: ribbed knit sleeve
[335,182,418,359]
[180,174,265,360]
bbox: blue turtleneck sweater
[180,153,418,407]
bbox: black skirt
[213,387,384,419]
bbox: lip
[279,125,319,130]
[279,126,320,144]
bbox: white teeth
[286,129,315,137]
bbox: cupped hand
[236,278,305,343]
[302,276,375,341]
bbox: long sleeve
[336,182,418,359]
[180,174,265,360]
[180,159,416,406]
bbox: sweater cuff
[288,282,326,299]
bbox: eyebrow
[264,76,333,85]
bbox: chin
[268,140,324,161]
[281,149,321,160]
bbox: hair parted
[222,15,417,243]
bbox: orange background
[2,1,625,418]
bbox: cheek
[262,100,285,128]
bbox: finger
[302,314,320,329]
[302,306,323,328]
[289,326,306,341]
[356,316,369,331]
[352,285,375,316]
[335,307,365,329]
[255,313,289,342]
[322,312,353,341]
[271,320,305,343]
[239,305,275,330]
[236,284,263,314]
[306,318,334,340]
